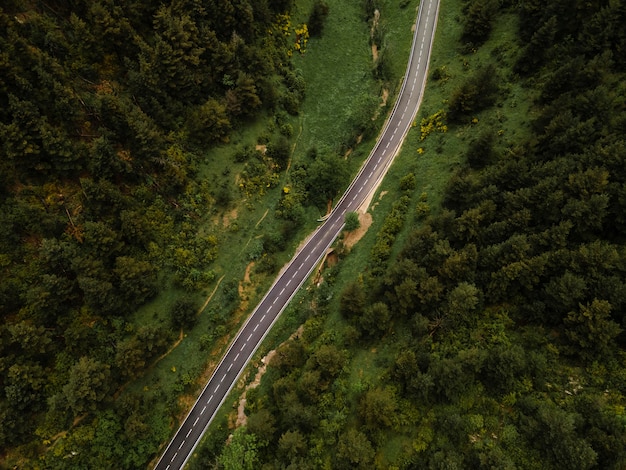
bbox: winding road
[153,0,439,468]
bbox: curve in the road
[153,1,439,468]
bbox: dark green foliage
[170,298,198,330]
[399,172,417,192]
[344,211,361,231]
[369,194,411,270]
[461,0,498,47]
[218,427,261,470]
[57,356,112,418]
[266,136,291,170]
[339,280,367,321]
[308,0,330,37]
[465,130,496,169]
[304,152,350,207]
[359,386,397,429]
[335,428,375,469]
[448,64,500,122]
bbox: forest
[0,0,324,466]
[2,0,626,468]
[192,0,626,469]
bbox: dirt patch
[380,88,389,107]
[369,190,388,212]
[343,211,373,250]
[255,144,267,154]
[313,248,337,286]
[325,250,339,267]
[238,261,254,298]
[370,9,381,61]
[243,261,254,284]
[223,207,238,227]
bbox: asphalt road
[153,1,439,468]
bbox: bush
[448,64,500,122]
[170,298,198,330]
[267,136,291,169]
[465,131,496,169]
[344,211,361,231]
[400,173,417,192]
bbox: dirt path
[234,325,304,428]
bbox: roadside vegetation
[190,0,626,469]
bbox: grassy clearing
[292,0,375,153]
[290,0,419,173]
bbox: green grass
[292,0,375,152]
[290,0,419,168]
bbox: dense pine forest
[0,0,313,467]
[199,0,626,469]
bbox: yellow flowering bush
[294,23,309,53]
[419,109,448,141]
